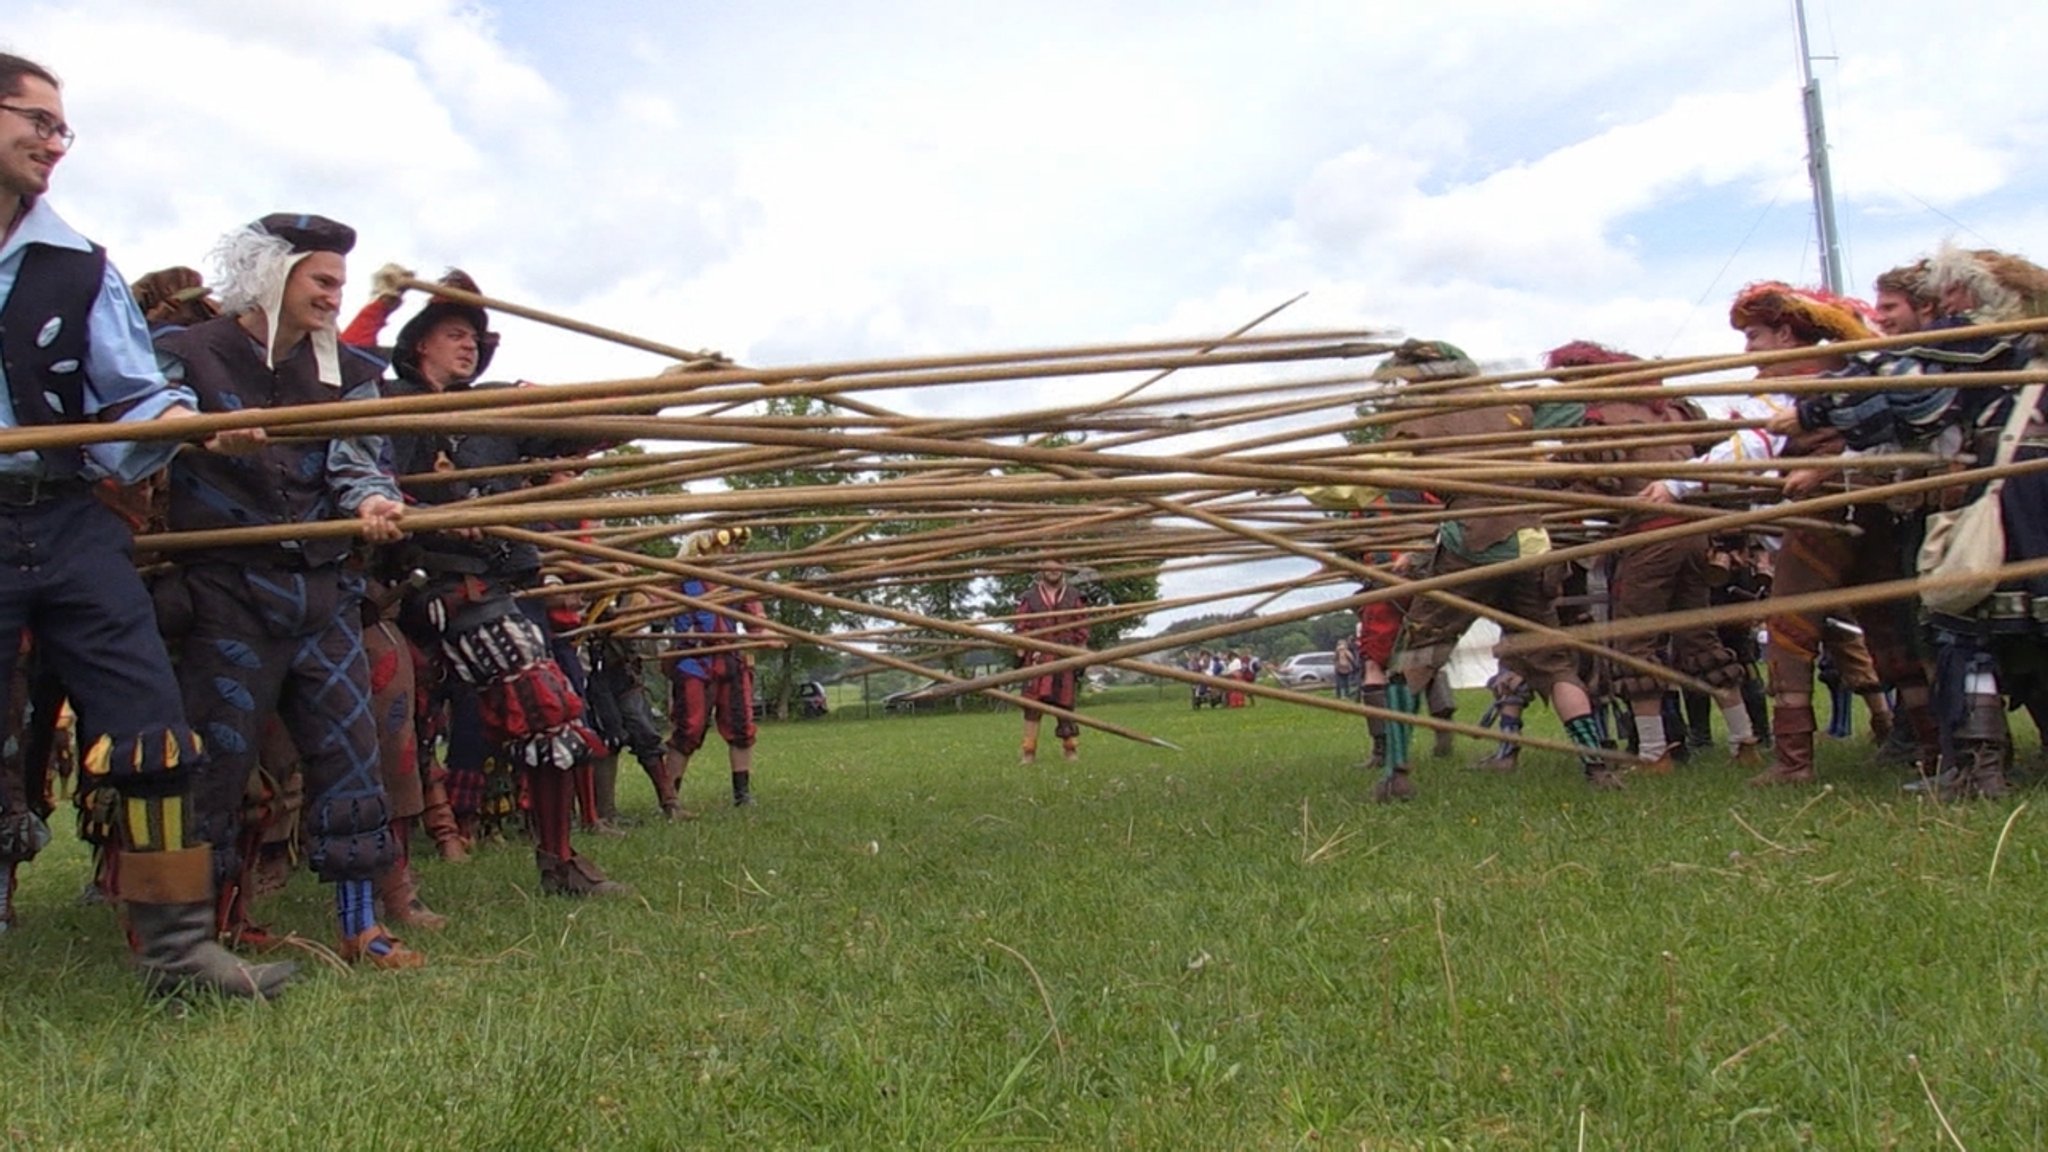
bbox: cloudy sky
[14,0,2048,625]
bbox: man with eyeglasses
[0,52,297,999]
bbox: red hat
[1543,340,1638,370]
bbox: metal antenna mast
[1794,0,1846,293]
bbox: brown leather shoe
[1636,751,1675,776]
[1371,770,1417,804]
[340,925,426,970]
[538,853,630,898]
[1730,740,1766,769]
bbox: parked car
[1275,651,1336,690]
[753,680,829,719]
[882,678,942,714]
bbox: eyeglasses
[0,104,76,148]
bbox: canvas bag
[1917,381,2044,614]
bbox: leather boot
[1943,740,2013,801]
[1430,713,1457,760]
[657,751,695,821]
[1941,694,2012,801]
[1900,702,1945,779]
[1371,767,1416,803]
[215,871,281,952]
[375,864,449,932]
[125,846,296,1001]
[1749,704,1817,786]
[537,851,630,898]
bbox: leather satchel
[1917,380,2044,614]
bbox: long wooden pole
[519,529,1630,764]
[909,451,2048,701]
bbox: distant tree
[723,395,870,716]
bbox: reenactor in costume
[1778,246,2048,797]
[1361,341,1624,799]
[1543,340,1761,772]
[582,588,684,824]
[1,55,296,998]
[669,526,775,804]
[1642,283,1939,787]
[1015,559,1090,763]
[345,265,626,895]
[155,212,421,969]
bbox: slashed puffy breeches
[669,659,757,755]
[0,493,201,846]
[178,565,393,887]
[1765,513,1924,696]
[1608,535,1746,699]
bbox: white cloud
[14,0,2048,631]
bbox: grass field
[4,686,2047,1149]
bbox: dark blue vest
[0,241,107,475]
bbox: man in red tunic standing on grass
[1015,561,1090,764]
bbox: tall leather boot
[1748,703,1817,786]
[657,751,695,822]
[1943,692,2012,801]
[374,820,448,931]
[125,846,297,1001]
[375,863,449,931]
[1899,701,1945,780]
[419,765,469,863]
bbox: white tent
[1444,619,1500,690]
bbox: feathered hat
[1728,281,1876,345]
[1926,243,2048,323]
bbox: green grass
[5,690,2048,1149]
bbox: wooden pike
[541,552,1180,751]
[1491,554,2048,658]
[525,530,1629,765]
[0,333,1389,458]
[914,450,2048,702]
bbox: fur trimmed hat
[130,266,220,327]
[1926,243,2048,323]
[1728,281,1876,345]
[394,268,498,385]
[1370,338,1478,383]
